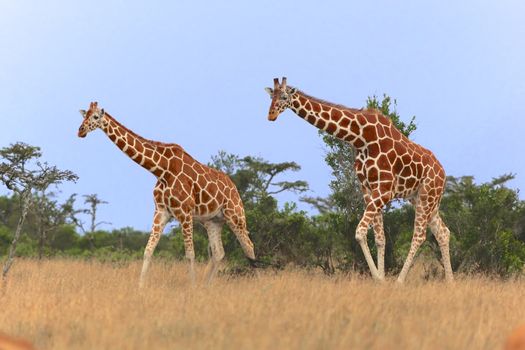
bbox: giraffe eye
[280,94,287,100]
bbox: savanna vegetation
[1,95,523,279]
[1,260,524,350]
[1,95,524,350]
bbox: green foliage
[0,139,523,278]
[495,230,525,274]
[210,151,308,206]
[169,224,209,261]
[441,174,525,275]
[52,225,79,249]
[0,225,12,255]
[366,94,417,138]
[209,152,315,268]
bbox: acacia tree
[210,151,308,205]
[69,194,110,249]
[0,142,77,281]
[31,192,78,259]
[83,194,110,233]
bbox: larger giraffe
[78,102,256,287]
[265,78,453,283]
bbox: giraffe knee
[430,218,451,245]
[143,249,153,259]
[437,227,451,246]
[210,240,225,262]
[374,236,385,248]
[184,240,195,259]
[213,248,225,262]
[355,227,367,243]
[412,235,426,249]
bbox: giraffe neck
[100,113,167,177]
[289,89,369,149]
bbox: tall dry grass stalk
[0,259,523,350]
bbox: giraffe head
[78,102,106,138]
[265,77,296,121]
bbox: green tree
[207,151,312,268]
[0,142,77,281]
[440,174,525,275]
[30,192,78,259]
[210,151,308,206]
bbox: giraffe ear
[100,108,105,116]
[79,109,86,118]
[288,87,297,94]
[264,87,273,97]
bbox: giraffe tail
[238,236,256,261]
[233,230,257,265]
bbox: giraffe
[78,102,256,287]
[265,78,453,283]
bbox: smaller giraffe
[78,102,256,287]
[265,77,453,283]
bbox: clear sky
[1,1,524,231]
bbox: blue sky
[1,1,524,231]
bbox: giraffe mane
[293,87,368,113]
[105,112,194,157]
[293,87,394,126]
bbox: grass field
[0,259,524,350]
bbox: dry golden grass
[0,259,524,350]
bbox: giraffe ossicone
[78,102,256,287]
[266,77,453,283]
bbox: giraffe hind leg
[429,212,454,282]
[397,193,437,283]
[202,220,225,284]
[175,213,196,286]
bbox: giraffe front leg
[359,186,386,281]
[139,208,170,288]
[372,213,386,280]
[355,203,383,281]
[179,216,196,285]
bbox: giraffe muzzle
[78,127,87,138]
[268,111,278,121]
